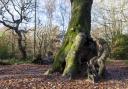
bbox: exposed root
[87,38,110,82]
[44,34,109,82]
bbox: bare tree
[44,0,56,52]
[0,0,34,59]
[33,0,37,59]
[57,0,71,40]
[35,24,60,63]
[44,0,56,27]
[92,0,128,49]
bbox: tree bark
[45,0,109,82]
[15,30,27,59]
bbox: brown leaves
[0,61,127,89]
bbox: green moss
[52,29,78,72]
[52,37,71,72]
[111,34,128,60]
[46,0,92,76]
[62,62,77,77]
[52,59,63,72]
[0,58,32,65]
[55,39,69,61]
[0,32,3,37]
[124,60,128,65]
[62,33,85,76]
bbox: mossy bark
[44,0,108,82]
[45,0,93,74]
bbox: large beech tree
[45,0,109,82]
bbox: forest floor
[0,60,128,89]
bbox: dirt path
[0,60,128,89]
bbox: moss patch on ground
[0,58,33,65]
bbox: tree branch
[0,0,15,22]
[10,0,20,15]
[0,20,14,29]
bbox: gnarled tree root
[87,38,109,82]
[44,34,109,82]
[44,33,86,78]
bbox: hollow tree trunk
[45,0,108,82]
[15,30,27,59]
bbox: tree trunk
[15,30,27,59]
[45,0,109,82]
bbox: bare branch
[0,0,15,22]
[0,20,14,29]
[10,0,20,15]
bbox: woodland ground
[0,60,128,89]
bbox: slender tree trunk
[15,30,27,59]
[45,0,109,82]
[11,31,16,57]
